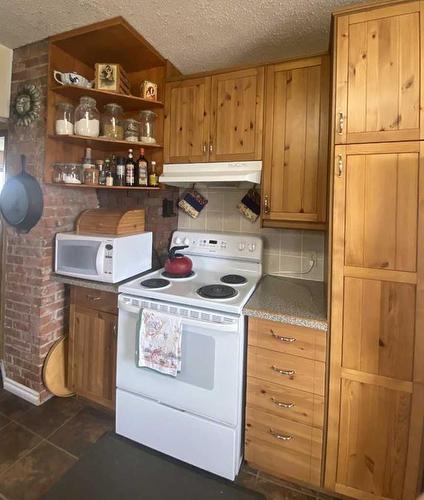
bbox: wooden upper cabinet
[262,56,329,228]
[164,67,264,163]
[334,2,422,144]
[209,68,264,161]
[164,77,211,163]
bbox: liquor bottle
[97,159,107,186]
[125,149,135,187]
[149,160,159,187]
[104,158,113,186]
[110,154,117,180]
[135,148,148,187]
[115,156,125,186]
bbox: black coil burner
[220,274,247,285]
[162,270,195,279]
[140,278,170,289]
[197,284,238,299]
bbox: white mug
[53,71,93,88]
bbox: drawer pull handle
[87,295,101,301]
[271,365,295,378]
[271,397,295,409]
[271,331,296,343]
[269,428,293,441]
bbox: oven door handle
[118,301,239,332]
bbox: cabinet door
[209,67,264,161]
[164,77,211,163]
[325,142,424,500]
[334,2,422,144]
[337,379,411,499]
[262,56,329,227]
[69,303,117,410]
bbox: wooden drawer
[245,407,322,485]
[246,376,324,428]
[248,345,325,396]
[248,317,326,362]
[72,286,117,315]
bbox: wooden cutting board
[42,336,75,397]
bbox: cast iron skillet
[0,154,43,233]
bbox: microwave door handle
[96,242,106,276]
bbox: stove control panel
[171,231,263,261]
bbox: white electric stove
[116,230,263,480]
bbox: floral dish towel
[136,309,182,377]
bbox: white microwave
[55,232,152,283]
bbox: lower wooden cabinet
[68,286,117,410]
[245,317,327,487]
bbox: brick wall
[3,40,178,403]
[3,40,98,402]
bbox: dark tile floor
[0,386,337,500]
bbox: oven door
[55,237,105,279]
[117,295,244,426]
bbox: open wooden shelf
[50,85,164,111]
[48,134,162,151]
[48,183,161,191]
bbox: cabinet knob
[209,143,213,152]
[203,143,207,153]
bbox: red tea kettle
[164,245,193,277]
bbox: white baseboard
[1,362,51,406]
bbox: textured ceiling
[0,0,364,74]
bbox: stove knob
[174,236,182,245]
[183,238,190,246]
[238,242,246,251]
[248,243,256,252]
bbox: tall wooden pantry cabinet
[326,2,424,500]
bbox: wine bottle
[135,148,148,187]
[125,149,135,187]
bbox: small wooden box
[76,208,145,235]
[95,63,130,95]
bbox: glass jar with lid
[101,103,124,140]
[123,118,139,142]
[55,102,74,135]
[53,162,66,183]
[63,163,83,184]
[139,110,157,144]
[74,96,100,137]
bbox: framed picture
[95,63,130,94]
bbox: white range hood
[159,161,262,187]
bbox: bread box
[76,208,145,236]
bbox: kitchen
[0,1,422,499]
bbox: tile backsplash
[177,188,325,281]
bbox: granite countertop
[243,275,328,331]
[52,269,154,294]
